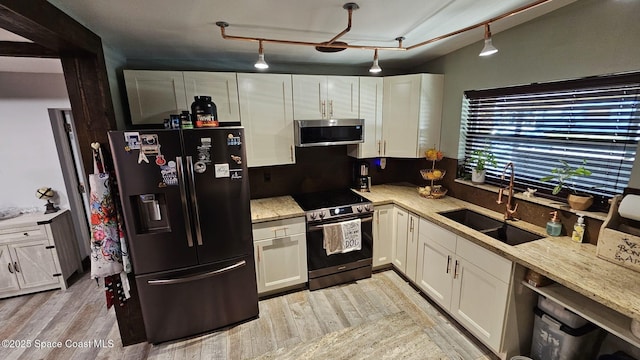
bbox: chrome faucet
[497,162,518,220]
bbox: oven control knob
[319,211,325,219]
[364,204,372,212]
[310,212,317,220]
[356,206,363,213]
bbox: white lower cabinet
[417,218,512,353]
[372,204,393,268]
[392,207,408,273]
[252,217,307,295]
[392,206,419,281]
[0,210,82,299]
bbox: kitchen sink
[439,208,503,232]
[439,209,543,246]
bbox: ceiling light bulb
[479,39,498,56]
[255,40,269,69]
[369,49,382,73]
[254,53,269,69]
[479,23,498,57]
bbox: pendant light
[369,49,382,73]
[479,23,498,56]
[217,0,554,68]
[254,40,269,69]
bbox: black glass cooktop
[293,189,370,211]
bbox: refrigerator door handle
[176,156,194,248]
[146,260,247,285]
[186,156,204,246]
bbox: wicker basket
[420,169,446,181]
[418,186,448,199]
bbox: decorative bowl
[418,186,447,199]
[420,169,446,181]
[424,148,444,161]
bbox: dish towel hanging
[322,219,362,256]
[88,142,131,308]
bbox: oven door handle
[308,215,373,232]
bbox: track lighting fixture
[479,23,498,57]
[254,40,269,69]
[216,0,553,70]
[369,49,381,73]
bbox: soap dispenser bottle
[546,211,562,236]
[571,214,586,242]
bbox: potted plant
[540,159,593,210]
[466,147,497,184]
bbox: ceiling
[3,0,576,72]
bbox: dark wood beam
[0,1,148,346]
[0,40,58,57]
[0,0,100,54]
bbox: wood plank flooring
[0,270,497,360]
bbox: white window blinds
[461,73,640,204]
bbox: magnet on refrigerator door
[227,133,242,146]
[124,132,140,150]
[140,134,160,155]
[160,161,178,186]
[230,155,242,165]
[197,137,212,164]
[214,163,230,178]
[230,169,243,180]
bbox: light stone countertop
[250,196,305,224]
[359,184,640,323]
[249,185,640,322]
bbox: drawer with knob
[0,226,45,244]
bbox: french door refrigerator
[108,127,258,343]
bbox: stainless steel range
[293,190,373,290]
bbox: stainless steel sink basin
[439,209,543,246]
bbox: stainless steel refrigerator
[108,127,258,344]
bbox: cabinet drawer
[456,237,512,283]
[252,217,306,241]
[419,218,456,252]
[0,227,46,244]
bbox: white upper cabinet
[183,72,240,122]
[381,74,444,158]
[237,73,295,167]
[348,77,383,159]
[292,75,359,119]
[124,70,240,125]
[124,70,188,125]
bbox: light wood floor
[0,270,497,360]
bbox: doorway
[49,108,91,260]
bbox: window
[460,72,640,208]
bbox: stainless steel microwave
[294,119,364,147]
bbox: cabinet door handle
[7,263,13,274]
[454,260,459,279]
[13,262,19,273]
[383,141,387,155]
[329,100,334,118]
[377,141,381,155]
[321,100,326,118]
[257,247,261,263]
[290,145,294,162]
[446,255,451,274]
[409,217,414,233]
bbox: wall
[416,0,640,161]
[103,44,128,130]
[0,72,71,210]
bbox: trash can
[530,296,603,360]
